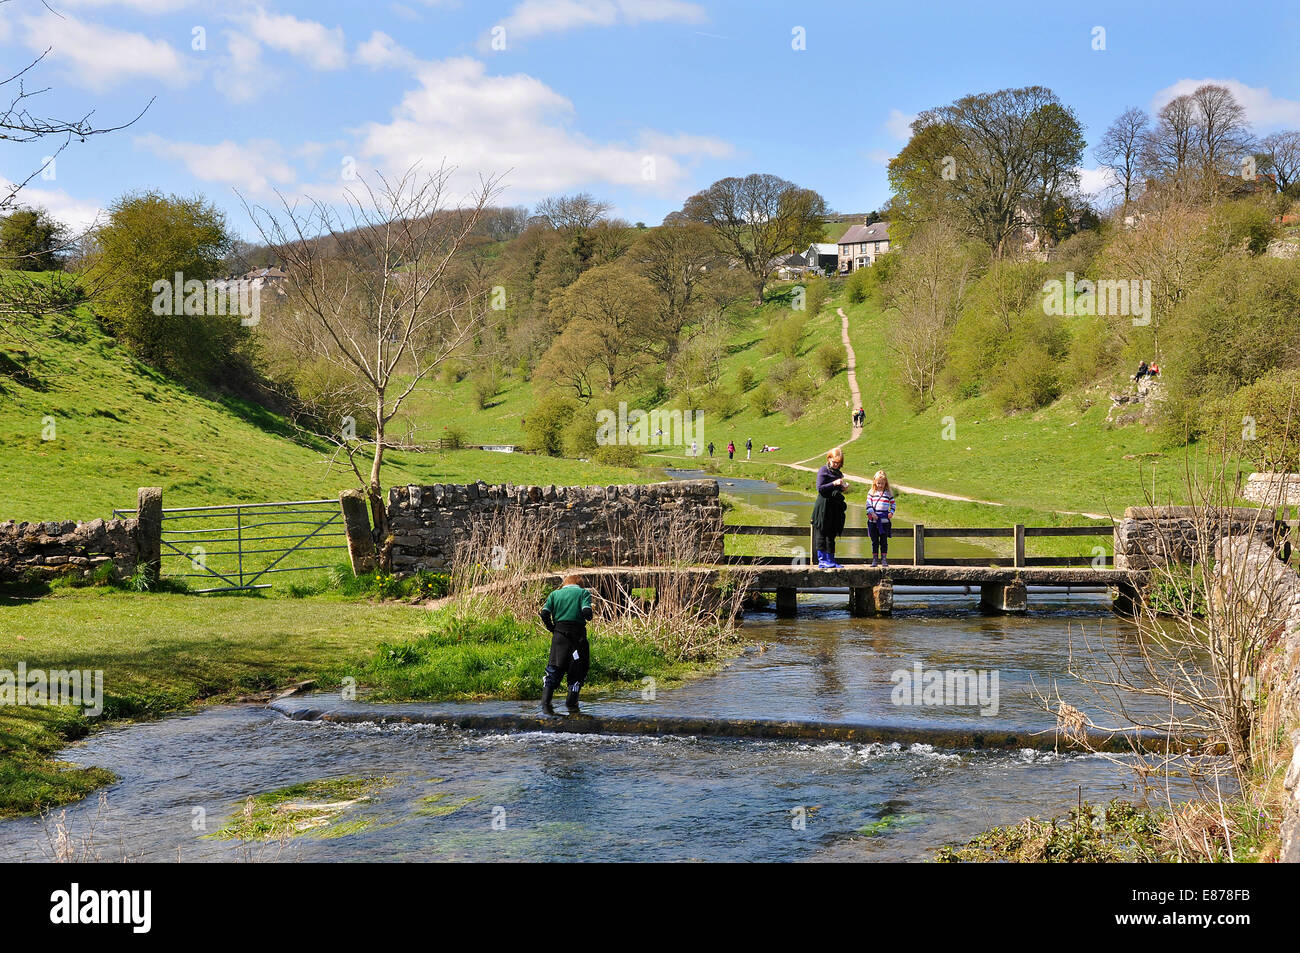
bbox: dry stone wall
[0,488,162,584]
[383,479,724,572]
[1114,506,1277,571]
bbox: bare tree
[880,222,982,406]
[1038,440,1297,859]
[1259,130,1300,194]
[681,173,827,300]
[1189,83,1254,188]
[1095,106,1150,211]
[629,220,723,355]
[1143,94,1199,189]
[246,164,500,536]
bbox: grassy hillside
[2,280,1231,529]
[411,284,1210,518]
[0,310,647,522]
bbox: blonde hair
[827,447,844,467]
[562,572,584,587]
[873,470,891,493]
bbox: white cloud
[1076,166,1111,198]
[356,31,421,72]
[57,0,196,12]
[491,0,705,44]
[235,7,347,71]
[356,57,730,199]
[2,180,103,232]
[866,148,894,166]
[136,134,297,196]
[19,11,193,91]
[1151,78,1300,130]
[885,108,917,141]
[213,31,264,103]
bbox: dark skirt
[811,491,847,537]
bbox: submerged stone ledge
[268,698,1218,755]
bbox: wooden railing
[723,523,1115,567]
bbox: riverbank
[0,578,729,818]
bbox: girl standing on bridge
[812,448,849,569]
[865,470,896,568]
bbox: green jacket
[543,584,592,625]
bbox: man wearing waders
[540,573,593,713]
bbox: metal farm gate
[113,499,348,592]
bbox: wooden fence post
[1014,523,1026,567]
[913,523,925,566]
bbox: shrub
[814,341,845,380]
[593,445,642,468]
[750,382,777,416]
[562,405,600,457]
[523,392,576,455]
[735,365,756,393]
[441,426,468,450]
[440,358,470,384]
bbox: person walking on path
[746,437,752,461]
[708,441,715,459]
[539,573,593,713]
[865,470,896,568]
[812,448,850,569]
[727,440,735,460]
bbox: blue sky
[3,0,1298,238]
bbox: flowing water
[0,476,1196,863]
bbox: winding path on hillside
[786,307,1110,521]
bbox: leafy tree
[85,191,237,380]
[888,86,1085,256]
[536,263,663,397]
[0,207,67,270]
[629,220,722,355]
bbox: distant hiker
[865,470,896,568]
[746,437,752,461]
[1133,360,1149,384]
[539,573,593,713]
[690,440,697,457]
[708,441,715,458]
[727,440,735,460]
[812,448,849,569]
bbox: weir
[268,697,1216,754]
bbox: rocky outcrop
[381,480,725,572]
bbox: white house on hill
[837,222,890,273]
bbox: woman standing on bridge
[812,448,849,569]
[865,470,896,568]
